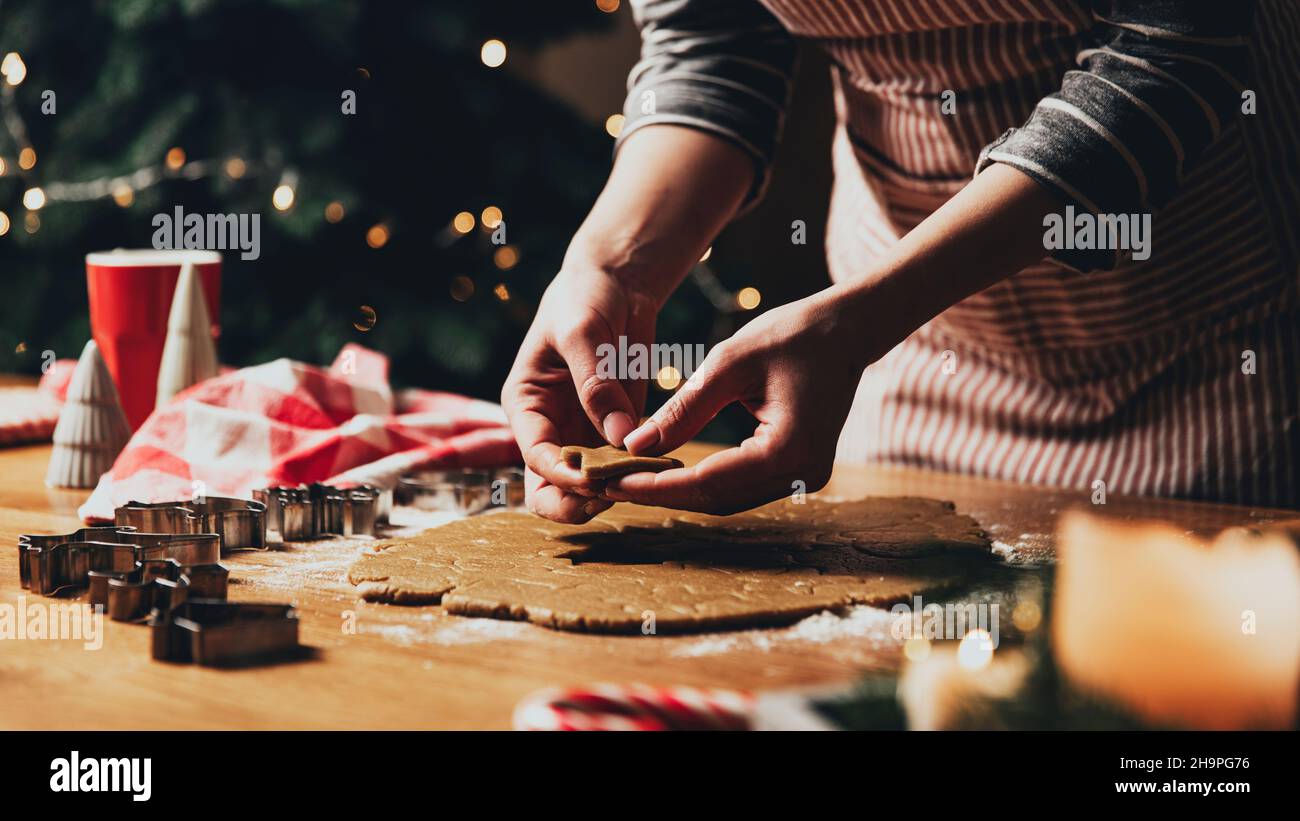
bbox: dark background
[0,0,833,443]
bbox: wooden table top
[0,430,1293,730]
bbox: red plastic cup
[86,250,222,430]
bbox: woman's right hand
[501,260,661,523]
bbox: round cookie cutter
[397,469,493,515]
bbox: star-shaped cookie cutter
[115,496,268,553]
[18,527,222,596]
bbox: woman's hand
[500,125,757,523]
[501,262,661,523]
[604,163,1066,515]
[606,285,887,514]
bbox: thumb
[623,350,742,456]
[556,320,640,447]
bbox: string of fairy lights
[0,48,521,297]
[1,0,763,393]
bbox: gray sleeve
[975,0,1255,272]
[618,0,798,209]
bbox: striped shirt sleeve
[618,0,797,210]
[976,0,1256,272]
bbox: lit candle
[1054,512,1300,729]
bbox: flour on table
[990,531,1054,565]
[221,507,463,593]
[359,615,532,646]
[672,605,897,657]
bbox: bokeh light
[450,276,475,302]
[480,40,507,68]
[493,246,519,270]
[736,286,761,310]
[957,629,994,670]
[903,636,931,662]
[272,184,295,211]
[452,211,475,234]
[656,365,682,390]
[1011,600,1042,632]
[2,52,27,85]
[353,305,378,332]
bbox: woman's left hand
[605,285,893,514]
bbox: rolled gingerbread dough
[347,496,991,634]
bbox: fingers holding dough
[560,444,683,480]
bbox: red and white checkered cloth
[79,344,520,522]
[0,386,62,446]
[0,358,77,446]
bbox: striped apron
[757,0,1300,507]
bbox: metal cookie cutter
[87,558,230,622]
[150,600,300,666]
[492,466,527,510]
[397,469,494,514]
[19,528,221,596]
[116,496,268,552]
[253,483,388,541]
[18,525,127,590]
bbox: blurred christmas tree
[0,0,618,398]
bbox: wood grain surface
[0,432,1293,730]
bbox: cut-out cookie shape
[560,444,684,480]
[347,496,991,634]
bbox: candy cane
[513,684,756,731]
